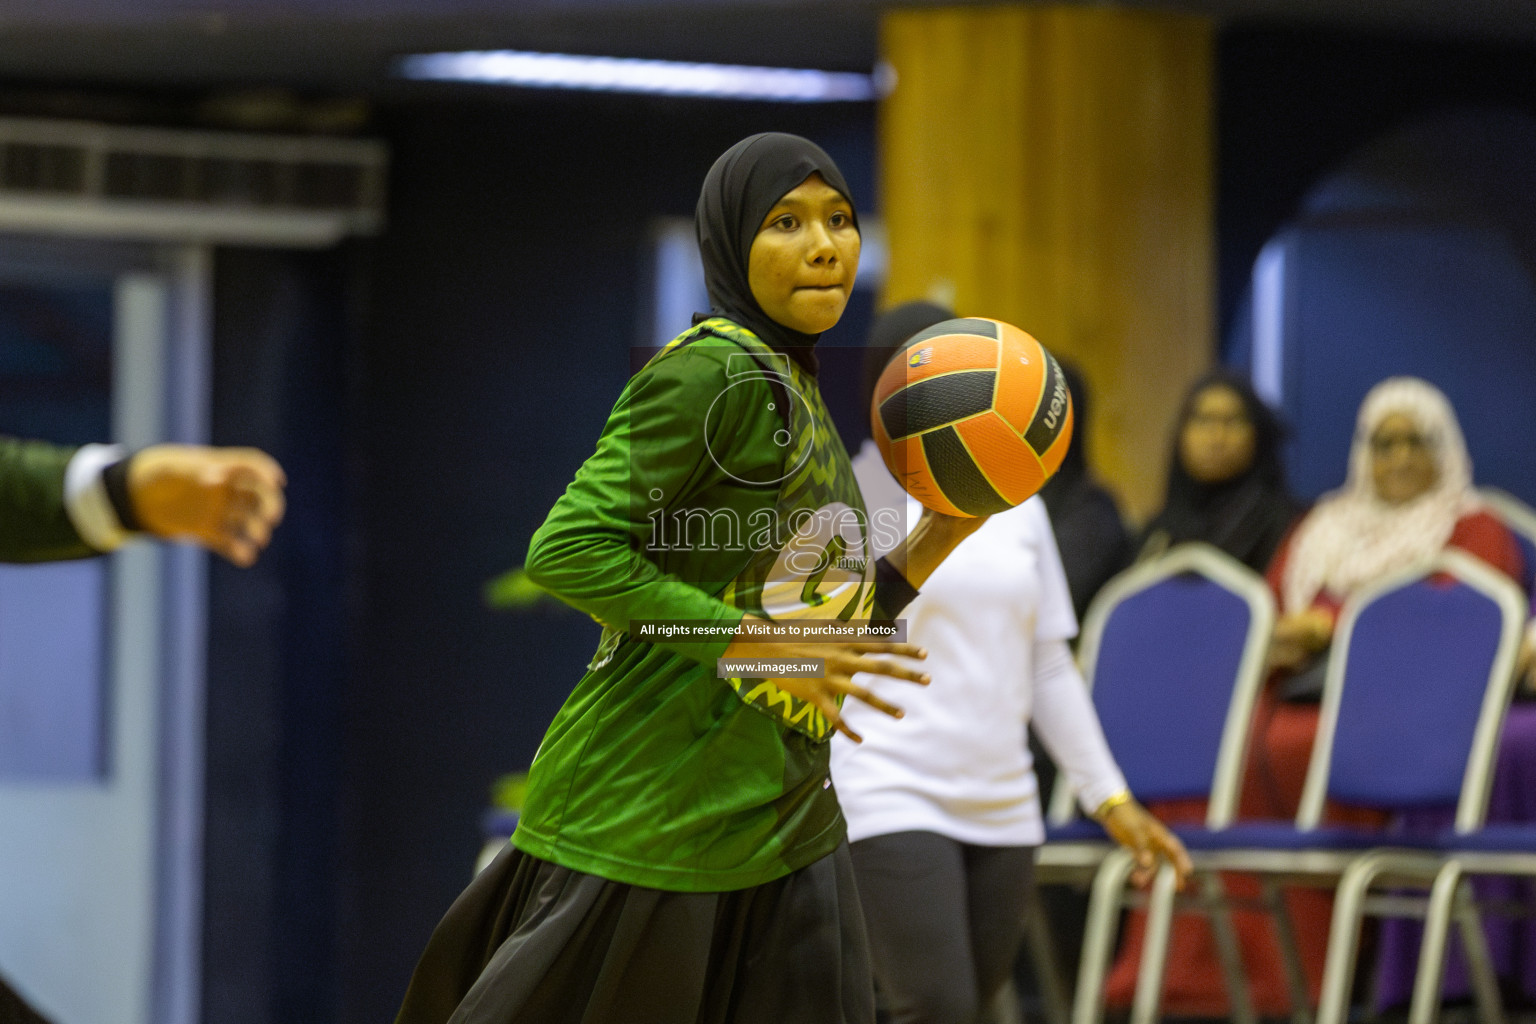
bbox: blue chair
[1024,544,1274,1024]
[1316,507,1534,1024]
[1127,551,1525,1024]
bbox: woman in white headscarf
[1265,376,1523,683]
[1111,377,1531,1018]
[1246,377,1524,1012]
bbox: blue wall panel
[1275,223,1536,505]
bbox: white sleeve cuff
[64,443,131,552]
[1077,778,1132,820]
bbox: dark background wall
[193,21,1536,1024]
[206,246,355,1024]
[1214,26,1536,507]
[1215,24,1536,341]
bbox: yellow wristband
[1092,789,1133,821]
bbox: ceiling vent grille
[0,117,387,247]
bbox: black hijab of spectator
[860,300,955,412]
[695,132,859,376]
[1049,360,1093,487]
[1141,369,1301,572]
[1041,359,1133,618]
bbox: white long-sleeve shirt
[830,440,1127,846]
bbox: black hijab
[695,132,859,375]
[1140,370,1302,572]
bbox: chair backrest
[1479,487,1536,601]
[1049,543,1275,829]
[1299,550,1527,833]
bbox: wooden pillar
[879,5,1214,520]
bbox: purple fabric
[1373,704,1536,1010]
[481,809,520,839]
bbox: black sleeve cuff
[872,556,919,622]
[102,455,145,532]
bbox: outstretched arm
[0,438,286,566]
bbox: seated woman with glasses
[1108,376,1527,1018]
[1249,376,1523,1012]
[1264,375,1524,696]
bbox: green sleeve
[524,349,762,663]
[0,437,97,563]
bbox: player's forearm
[526,516,725,617]
[525,506,747,666]
[880,508,988,592]
[1030,637,1127,815]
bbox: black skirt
[394,841,874,1024]
[0,973,50,1024]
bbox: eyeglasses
[1368,431,1434,457]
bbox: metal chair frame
[1023,544,1276,1024]
[1128,551,1525,1024]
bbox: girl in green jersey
[395,133,986,1024]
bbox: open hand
[1101,799,1193,889]
[722,614,929,742]
[1267,608,1334,671]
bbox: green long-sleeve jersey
[517,318,882,891]
[0,438,96,563]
